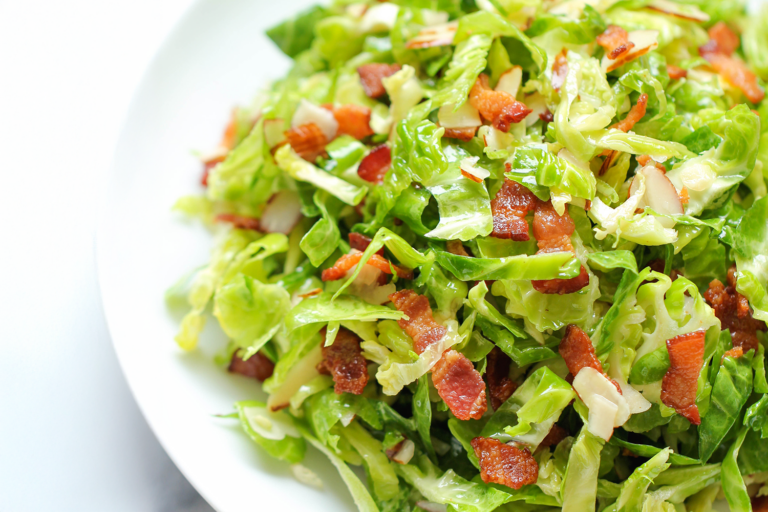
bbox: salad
[168,0,768,510]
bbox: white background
[0,0,214,510]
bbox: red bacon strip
[613,93,648,133]
[539,425,569,449]
[332,104,374,140]
[443,127,477,141]
[552,49,569,91]
[471,437,539,490]
[559,324,621,392]
[490,178,537,241]
[597,25,635,60]
[661,330,705,425]
[487,346,516,410]
[358,145,392,184]
[285,122,328,161]
[321,251,413,282]
[469,74,532,133]
[357,63,402,99]
[531,201,590,295]
[318,328,369,395]
[704,267,766,353]
[700,22,765,103]
[446,240,470,257]
[389,290,447,354]
[215,213,261,231]
[666,64,688,80]
[752,495,768,512]
[432,349,487,420]
[229,351,274,381]
[722,347,744,362]
[348,232,385,256]
[389,290,488,420]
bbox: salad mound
[168,0,768,510]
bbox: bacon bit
[298,288,323,299]
[432,349,487,420]
[469,74,533,133]
[358,144,392,184]
[318,328,369,395]
[559,325,620,393]
[552,49,569,91]
[357,63,402,99]
[285,122,328,161]
[531,201,590,295]
[229,351,274,381]
[752,495,768,512]
[723,346,744,362]
[667,64,688,80]
[333,104,374,140]
[389,289,447,354]
[700,23,765,103]
[661,330,705,425]
[201,155,225,186]
[446,240,470,257]
[679,186,689,205]
[471,437,539,490]
[443,127,477,141]
[348,232,385,256]
[637,154,666,172]
[487,347,516,410]
[704,267,767,353]
[322,251,413,282]
[597,26,635,60]
[539,109,555,124]
[584,200,592,211]
[491,178,537,241]
[613,93,648,133]
[539,424,569,448]
[215,213,261,231]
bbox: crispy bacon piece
[661,330,705,425]
[753,495,768,512]
[700,22,765,103]
[229,351,274,381]
[357,63,402,99]
[322,251,413,282]
[613,93,648,133]
[704,267,767,353]
[202,155,225,186]
[723,347,744,362]
[539,425,569,448]
[348,232,385,256]
[539,109,555,124]
[446,240,470,257]
[285,122,328,161]
[471,437,539,490]
[552,49,569,91]
[559,324,614,385]
[432,349,487,420]
[490,178,537,241]
[597,25,635,60]
[679,186,690,205]
[637,154,666,171]
[469,74,533,133]
[318,328,369,395]
[667,64,688,80]
[358,144,392,184]
[487,347,516,410]
[443,127,477,141]
[215,213,261,231]
[389,289,447,354]
[531,201,590,295]
[333,104,374,140]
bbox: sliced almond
[460,156,490,182]
[647,0,709,22]
[601,30,659,73]
[642,166,683,215]
[495,66,523,98]
[405,21,458,49]
[524,93,548,127]
[437,101,482,129]
[259,190,303,234]
[391,439,416,464]
[291,100,338,141]
[360,3,399,32]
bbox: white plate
[96,0,356,510]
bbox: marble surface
[0,0,214,509]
